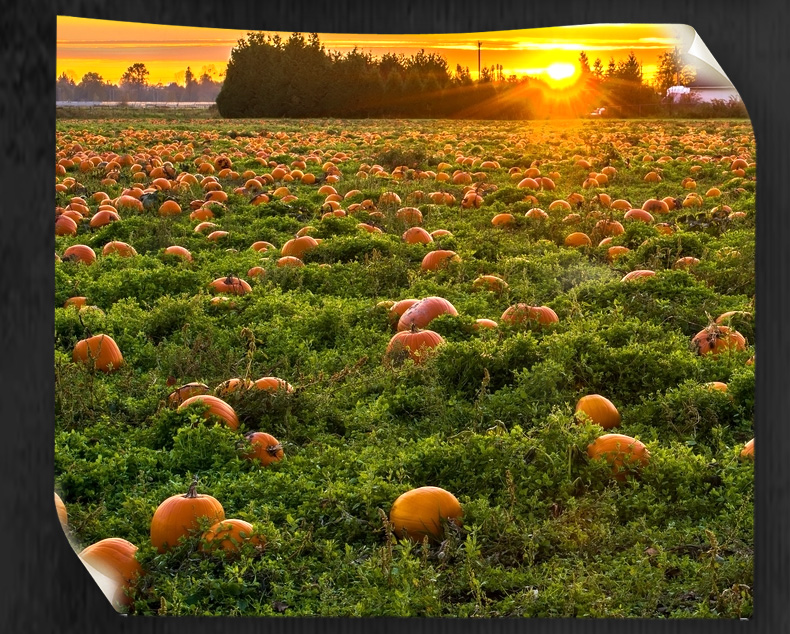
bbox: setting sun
[544,62,579,88]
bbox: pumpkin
[525,207,548,220]
[281,236,319,259]
[491,213,516,227]
[64,296,88,309]
[178,394,239,429]
[402,227,433,244]
[252,377,294,393]
[674,256,700,270]
[164,245,192,261]
[209,275,251,295]
[79,538,142,600]
[397,296,458,331]
[243,432,284,466]
[587,434,650,481]
[473,318,498,330]
[386,328,444,364]
[215,378,254,396]
[158,200,182,216]
[202,519,265,553]
[168,382,211,406]
[575,395,621,429]
[150,479,225,552]
[73,335,123,372]
[692,324,747,356]
[472,275,508,293]
[500,304,558,326]
[715,310,752,325]
[395,207,423,226]
[564,232,591,247]
[621,270,656,282]
[247,266,266,279]
[594,219,625,237]
[430,229,453,238]
[277,256,304,268]
[704,381,728,392]
[623,208,654,223]
[389,486,463,542]
[607,246,630,261]
[89,209,121,228]
[62,244,97,265]
[389,298,420,327]
[421,250,460,271]
[207,230,229,242]
[55,492,68,529]
[102,241,137,257]
[740,438,754,459]
[250,241,275,252]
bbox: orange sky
[57,18,689,87]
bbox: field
[55,116,755,618]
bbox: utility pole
[478,41,482,81]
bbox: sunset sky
[57,18,703,88]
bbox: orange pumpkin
[389,486,463,542]
[215,378,254,396]
[158,200,182,216]
[150,479,225,552]
[472,275,508,292]
[594,219,625,237]
[500,304,558,326]
[607,246,630,261]
[62,244,97,265]
[277,256,304,268]
[674,256,701,270]
[209,275,252,295]
[402,227,433,244]
[89,209,121,228]
[79,538,142,595]
[281,236,319,259]
[168,382,211,406]
[395,207,423,226]
[621,270,656,282]
[178,394,239,429]
[386,328,444,364]
[473,318,498,330]
[587,434,650,481]
[102,241,137,257]
[397,296,458,331]
[164,245,193,261]
[64,296,88,309]
[491,213,516,227]
[243,432,284,466]
[202,519,265,553]
[250,241,275,252]
[252,377,294,393]
[55,492,68,529]
[740,438,754,459]
[421,250,460,271]
[564,232,592,247]
[575,395,621,429]
[623,209,654,223]
[692,325,747,356]
[73,335,123,372]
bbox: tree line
[215,32,746,119]
[56,63,223,103]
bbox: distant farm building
[666,80,741,104]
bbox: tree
[77,72,106,101]
[578,51,591,74]
[56,72,76,100]
[606,57,616,78]
[121,63,149,86]
[592,58,603,79]
[654,47,696,93]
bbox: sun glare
[546,62,577,83]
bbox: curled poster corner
[78,557,126,613]
[669,24,742,103]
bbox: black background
[1,0,787,631]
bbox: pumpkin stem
[184,475,199,498]
[267,443,283,456]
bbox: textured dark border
[1,0,787,631]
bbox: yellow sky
[57,17,685,86]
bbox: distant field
[55,117,754,617]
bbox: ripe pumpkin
[421,250,460,271]
[692,324,747,356]
[594,219,625,237]
[62,244,97,265]
[473,318,498,330]
[740,438,754,460]
[150,480,225,552]
[277,256,304,268]
[64,296,88,309]
[281,236,319,259]
[202,519,265,553]
[621,270,656,282]
[102,241,137,257]
[607,246,630,261]
[178,394,239,429]
[243,432,284,467]
[73,335,123,372]
[215,378,254,396]
[705,381,729,392]
[500,304,558,326]
[587,434,650,481]
[402,227,433,244]
[674,256,700,270]
[250,241,275,252]
[55,215,79,236]
[491,213,516,227]
[386,328,444,364]
[158,200,182,216]
[472,275,508,293]
[164,245,193,261]
[55,492,68,529]
[168,382,211,406]
[564,232,592,247]
[575,395,621,429]
[89,209,121,228]
[252,377,294,393]
[395,207,423,226]
[389,486,463,542]
[623,208,654,223]
[209,275,252,295]
[397,296,458,331]
[79,538,142,596]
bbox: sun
[546,62,576,82]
